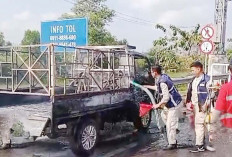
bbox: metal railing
[0,44,138,96]
[173,74,229,85]
[172,63,230,87]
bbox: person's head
[190,61,204,77]
[151,65,162,78]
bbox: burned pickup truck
[0,45,154,156]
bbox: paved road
[0,122,151,157]
[132,116,232,157]
[1,112,231,157]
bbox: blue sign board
[41,18,88,51]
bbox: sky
[0,0,232,52]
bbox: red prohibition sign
[201,25,214,40]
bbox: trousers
[161,103,182,145]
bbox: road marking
[102,142,137,157]
[102,132,134,142]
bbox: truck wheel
[70,119,99,156]
[134,111,152,131]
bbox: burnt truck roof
[0,44,146,57]
[76,45,136,50]
[76,45,146,58]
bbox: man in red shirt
[210,60,232,149]
[212,61,232,128]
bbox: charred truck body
[0,45,153,156]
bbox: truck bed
[0,95,51,139]
[0,87,134,141]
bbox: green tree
[5,41,12,46]
[61,0,123,45]
[0,32,5,46]
[148,24,203,72]
[170,24,201,55]
[118,39,128,45]
[0,32,12,46]
[155,24,201,55]
[148,44,178,72]
[226,49,232,61]
[21,30,40,45]
[225,44,232,61]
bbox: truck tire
[133,111,152,132]
[70,119,99,156]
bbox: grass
[176,83,188,96]
[167,71,191,78]
[167,71,191,95]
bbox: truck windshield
[135,58,150,75]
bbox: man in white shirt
[186,61,211,153]
[144,65,183,150]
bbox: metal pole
[101,52,103,89]
[108,51,110,88]
[6,78,8,90]
[50,44,55,96]
[11,48,14,92]
[113,51,115,90]
[205,54,208,74]
[92,50,94,88]
[119,54,122,88]
[64,78,66,95]
[74,49,78,72]
[15,52,18,85]
[64,47,66,94]
[87,49,90,91]
[125,48,131,87]
[72,55,74,78]
[48,46,51,95]
[29,47,32,93]
[5,51,7,62]
[64,47,66,63]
